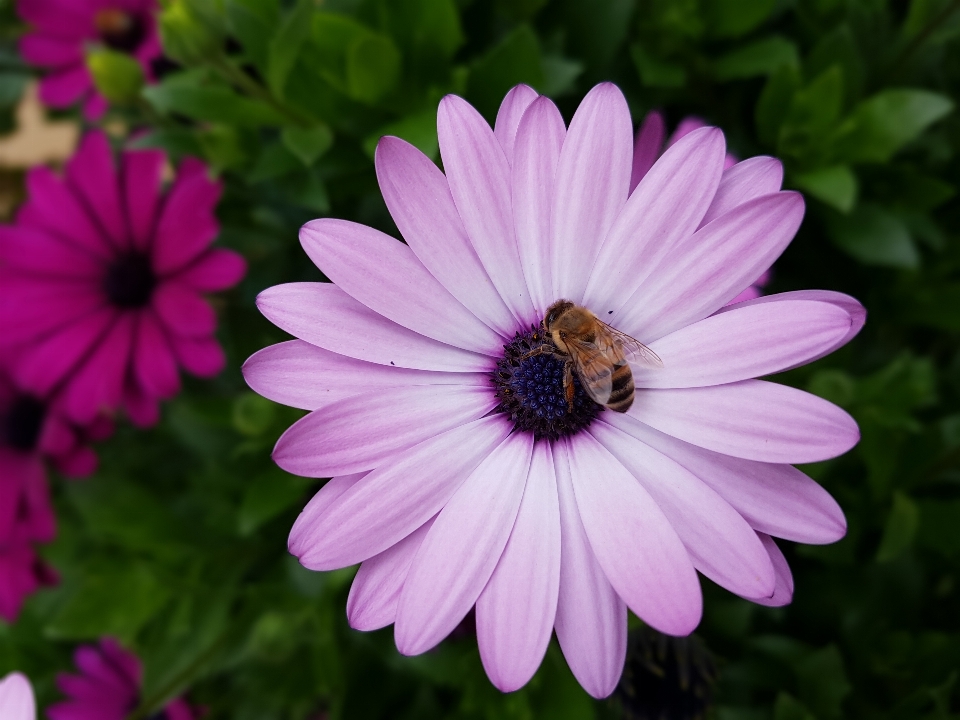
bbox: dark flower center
[94,8,146,53]
[491,326,602,441]
[104,252,156,308]
[3,395,46,452]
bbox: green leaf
[248,139,301,182]
[225,0,280,72]
[795,645,851,719]
[0,72,27,108]
[877,492,920,562]
[794,165,858,212]
[375,0,464,78]
[87,49,145,104]
[773,693,817,720]
[631,43,687,88]
[825,203,919,268]
[346,33,402,103]
[714,36,799,80]
[143,78,285,126]
[540,54,583,96]
[232,391,278,436]
[238,468,313,536]
[363,108,438,160]
[266,0,314,100]
[198,124,250,171]
[703,0,776,38]
[755,63,800,147]
[778,65,844,162]
[466,25,544,120]
[281,124,333,166]
[832,89,954,163]
[807,369,856,407]
[561,0,635,71]
[159,0,225,65]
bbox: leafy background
[1,0,959,717]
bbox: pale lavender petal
[591,421,775,599]
[256,283,492,372]
[582,127,726,313]
[634,299,855,389]
[750,534,794,607]
[700,156,783,227]
[438,95,536,324]
[552,83,633,303]
[628,380,860,464]
[553,439,626,699]
[602,413,846,544]
[617,192,805,343]
[300,219,503,354]
[513,96,566,316]
[346,516,436,631]
[243,340,483,411]
[395,432,533,655]
[0,672,35,720]
[477,441,561,692]
[714,290,866,369]
[293,415,512,570]
[375,136,515,336]
[290,473,365,555]
[566,433,702,635]
[493,84,539,165]
[273,385,497,477]
[629,110,665,192]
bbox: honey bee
[524,300,663,414]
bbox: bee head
[543,300,574,330]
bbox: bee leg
[521,344,561,361]
[563,362,575,413]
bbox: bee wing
[597,321,664,369]
[565,338,615,405]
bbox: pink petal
[438,95,536,324]
[0,276,103,348]
[603,413,846,544]
[582,127,726,314]
[513,96,566,316]
[347,516,437,631]
[38,65,90,107]
[629,379,860,464]
[0,226,102,278]
[375,136,515,336]
[19,167,112,258]
[493,84,539,165]
[0,671,36,720]
[82,91,108,122]
[19,33,82,67]
[629,110,665,192]
[634,299,855,389]
[700,156,784,227]
[300,219,503,354]
[395,432,533,655]
[53,445,98,478]
[66,132,128,249]
[152,282,216,337]
[552,439,626,699]
[122,148,166,251]
[256,283,491,372]
[132,310,180,399]
[151,161,221,274]
[552,83,633,303]
[667,117,707,146]
[16,0,91,36]
[291,415,512,570]
[618,192,805,343]
[750,534,794,607]
[171,248,246,291]
[61,313,134,423]
[169,334,225,378]
[243,340,483,412]
[477,441,561,692]
[123,383,160,428]
[566,432,702,635]
[591,420,775,599]
[273,385,497,478]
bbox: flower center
[491,326,602,441]
[94,8,146,53]
[104,251,156,308]
[3,395,46,452]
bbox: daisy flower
[0,131,245,427]
[48,637,199,720]
[18,0,161,120]
[245,83,863,697]
[0,671,35,720]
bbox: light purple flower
[245,83,864,698]
[0,672,35,720]
[17,0,161,120]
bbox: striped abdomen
[606,363,634,413]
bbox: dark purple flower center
[2,395,46,452]
[491,326,601,441]
[95,8,146,54]
[104,251,156,308]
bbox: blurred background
[0,0,958,718]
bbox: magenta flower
[18,0,161,120]
[245,83,863,697]
[48,638,198,720]
[0,671,35,720]
[0,131,245,427]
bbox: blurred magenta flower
[48,638,198,720]
[0,131,245,427]
[246,83,864,697]
[0,671,35,720]
[18,0,161,120]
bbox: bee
[523,300,663,414]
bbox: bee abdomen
[606,364,635,413]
